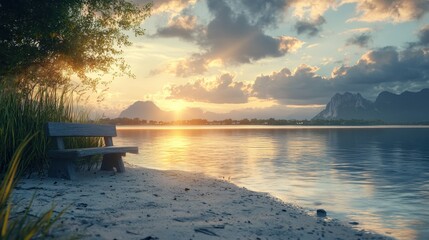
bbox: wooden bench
[46,122,138,180]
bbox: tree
[0,0,151,90]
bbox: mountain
[118,101,321,121]
[374,89,429,123]
[119,101,170,120]
[118,101,216,121]
[313,92,377,120]
[313,89,429,123]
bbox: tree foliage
[0,0,151,90]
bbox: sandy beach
[12,162,390,240]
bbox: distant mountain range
[118,101,319,121]
[118,89,429,123]
[313,89,429,123]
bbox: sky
[94,0,429,119]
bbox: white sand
[12,163,390,240]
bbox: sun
[168,100,187,114]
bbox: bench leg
[100,153,125,173]
[48,159,77,180]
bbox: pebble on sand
[317,209,327,217]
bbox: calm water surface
[115,126,429,240]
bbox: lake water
[115,126,429,240]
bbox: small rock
[185,188,190,191]
[316,209,327,217]
[212,224,225,229]
[76,203,88,208]
[349,221,359,225]
[126,230,139,235]
[141,237,159,240]
[194,228,218,236]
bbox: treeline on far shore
[98,117,424,126]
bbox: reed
[0,83,102,174]
[0,134,66,239]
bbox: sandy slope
[12,163,390,240]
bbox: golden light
[208,59,223,68]
[169,100,187,112]
[167,100,188,121]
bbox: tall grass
[0,83,102,174]
[1,134,65,239]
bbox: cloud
[155,15,203,41]
[143,0,198,14]
[289,0,428,23]
[333,47,429,85]
[253,65,334,104]
[167,73,250,103]
[153,0,303,77]
[417,24,429,46]
[346,33,372,48]
[251,46,429,104]
[347,0,429,22]
[203,0,303,64]
[341,27,373,35]
[149,54,208,77]
[232,0,289,27]
[203,0,304,63]
[306,43,320,48]
[294,15,326,37]
[171,54,209,77]
[290,0,339,19]
[149,0,429,78]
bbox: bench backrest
[46,122,117,137]
[46,122,117,150]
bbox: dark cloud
[203,0,303,64]
[202,0,302,64]
[346,33,372,48]
[168,73,250,103]
[417,25,429,46]
[153,0,303,77]
[294,16,326,37]
[251,46,429,104]
[234,0,289,27]
[155,15,203,41]
[333,47,429,85]
[253,65,333,104]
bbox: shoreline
[12,163,391,239]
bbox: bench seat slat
[48,146,138,159]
